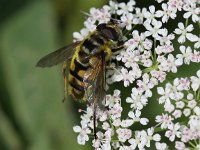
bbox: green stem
[143,61,159,73]
[185,18,189,27]
[189,141,196,148]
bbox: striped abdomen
[68,32,109,100]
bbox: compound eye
[96,23,107,30]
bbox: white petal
[174,28,182,34]
[153,134,161,141]
[197,70,200,77]
[157,87,165,95]
[186,33,196,41]
[178,35,185,43]
[178,22,184,30]
[186,24,194,32]
[155,10,163,17]
[149,5,155,13]
[77,135,86,145]
[140,118,149,125]
[73,126,81,132]
[183,12,191,19]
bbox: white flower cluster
[157,70,200,149]
[72,0,200,149]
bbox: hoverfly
[36,23,124,139]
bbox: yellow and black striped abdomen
[68,33,109,100]
[68,47,88,100]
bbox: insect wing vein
[36,41,81,67]
[83,56,106,108]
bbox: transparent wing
[36,41,80,67]
[83,55,106,108]
[83,55,106,139]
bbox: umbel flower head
[72,0,200,149]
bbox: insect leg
[106,65,121,74]
[93,103,97,139]
[62,61,67,102]
[111,43,125,53]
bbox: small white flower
[143,38,153,50]
[144,20,162,39]
[174,22,194,43]
[117,50,141,69]
[176,77,190,90]
[73,28,89,41]
[176,46,192,65]
[157,86,171,104]
[99,111,108,122]
[121,119,134,127]
[191,50,200,63]
[126,88,148,110]
[135,7,146,24]
[190,70,200,91]
[80,107,93,123]
[144,5,157,23]
[137,73,155,97]
[87,7,111,25]
[183,108,191,117]
[175,141,186,150]
[102,122,110,130]
[165,123,181,141]
[155,3,177,23]
[105,90,121,108]
[168,0,183,11]
[188,115,200,130]
[175,101,185,109]
[117,0,135,15]
[169,79,184,100]
[172,109,182,118]
[157,28,175,45]
[113,119,121,127]
[108,0,118,14]
[183,4,200,22]
[155,44,174,55]
[151,70,167,83]
[112,141,120,149]
[155,114,174,129]
[116,128,132,142]
[192,35,200,48]
[155,142,168,150]
[110,103,123,120]
[187,93,194,100]
[164,102,175,113]
[194,106,200,116]
[158,54,183,73]
[129,131,147,150]
[125,30,140,50]
[73,121,91,145]
[128,110,149,125]
[121,13,134,30]
[145,128,161,147]
[113,67,137,87]
[187,99,197,109]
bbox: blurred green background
[0,0,106,150]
